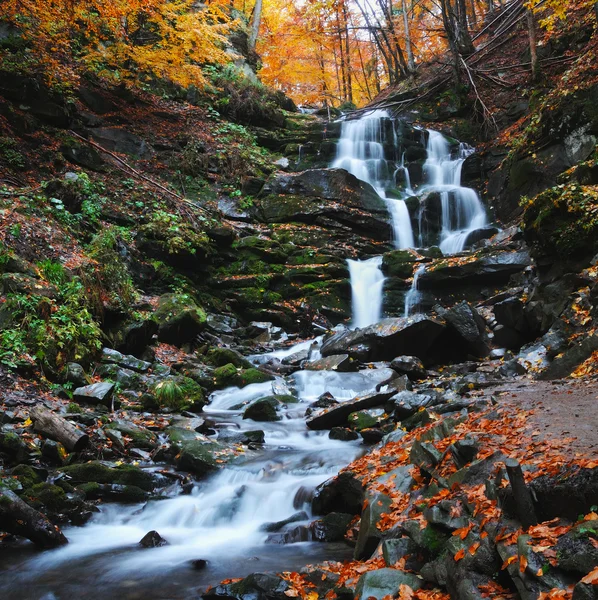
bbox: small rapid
[347,256,385,329]
[0,341,369,599]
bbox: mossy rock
[25,483,68,512]
[213,363,238,388]
[60,462,155,491]
[382,250,418,278]
[153,293,206,346]
[205,348,252,369]
[236,368,273,387]
[348,409,385,432]
[522,183,598,259]
[11,465,42,489]
[175,440,226,477]
[235,236,288,264]
[105,420,159,449]
[152,376,205,411]
[243,397,281,422]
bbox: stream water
[0,355,390,599]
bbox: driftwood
[30,406,90,452]
[505,458,538,528]
[0,489,68,548]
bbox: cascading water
[332,110,414,250]
[0,343,368,599]
[403,264,425,318]
[347,256,385,329]
[420,130,488,254]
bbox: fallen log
[30,406,90,452]
[0,489,68,548]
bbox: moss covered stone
[26,483,68,512]
[154,293,206,346]
[60,461,155,491]
[205,348,252,369]
[382,250,418,278]
[243,397,281,422]
[213,363,238,387]
[11,465,42,489]
[523,183,598,259]
[236,368,273,387]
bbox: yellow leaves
[501,555,518,570]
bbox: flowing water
[421,130,488,254]
[403,264,426,318]
[332,110,415,250]
[0,346,380,600]
[347,256,385,329]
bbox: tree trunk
[469,0,478,27]
[30,406,90,452]
[402,0,416,74]
[527,8,540,82]
[488,0,494,14]
[342,2,353,104]
[248,0,263,52]
[505,459,538,529]
[0,489,68,548]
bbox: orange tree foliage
[2,0,235,88]
[527,0,598,32]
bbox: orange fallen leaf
[454,548,465,561]
[581,566,598,585]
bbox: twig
[460,56,498,133]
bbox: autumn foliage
[2,0,235,87]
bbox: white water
[421,130,488,254]
[332,110,414,249]
[347,256,385,328]
[2,342,374,597]
[404,264,426,318]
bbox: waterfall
[332,110,415,250]
[347,256,385,328]
[404,264,425,318]
[421,130,488,254]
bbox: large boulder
[154,293,206,346]
[355,568,422,600]
[435,301,490,359]
[256,168,392,241]
[320,315,446,362]
[418,250,532,289]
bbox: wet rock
[436,301,490,358]
[538,332,598,380]
[72,382,115,409]
[307,377,408,430]
[0,430,31,464]
[417,250,532,289]
[312,471,365,516]
[217,429,265,445]
[348,408,386,431]
[115,319,158,357]
[572,582,598,600]
[387,390,444,420]
[139,530,169,548]
[529,468,598,522]
[355,491,392,559]
[311,512,353,542]
[355,568,422,600]
[381,537,420,567]
[191,558,208,570]
[41,440,68,465]
[91,127,151,157]
[304,354,351,372]
[257,168,392,241]
[101,348,151,373]
[261,511,309,532]
[175,441,227,477]
[403,520,450,558]
[203,572,290,600]
[389,355,427,380]
[360,428,386,443]
[321,315,446,362]
[104,420,159,450]
[410,440,442,474]
[60,462,156,491]
[449,451,507,488]
[424,501,469,531]
[449,435,480,469]
[329,427,359,441]
[243,397,281,422]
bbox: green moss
[522,183,598,259]
[11,465,41,489]
[213,363,238,387]
[420,525,449,556]
[27,483,67,512]
[205,348,252,369]
[236,368,274,387]
[60,461,155,491]
[382,250,418,278]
